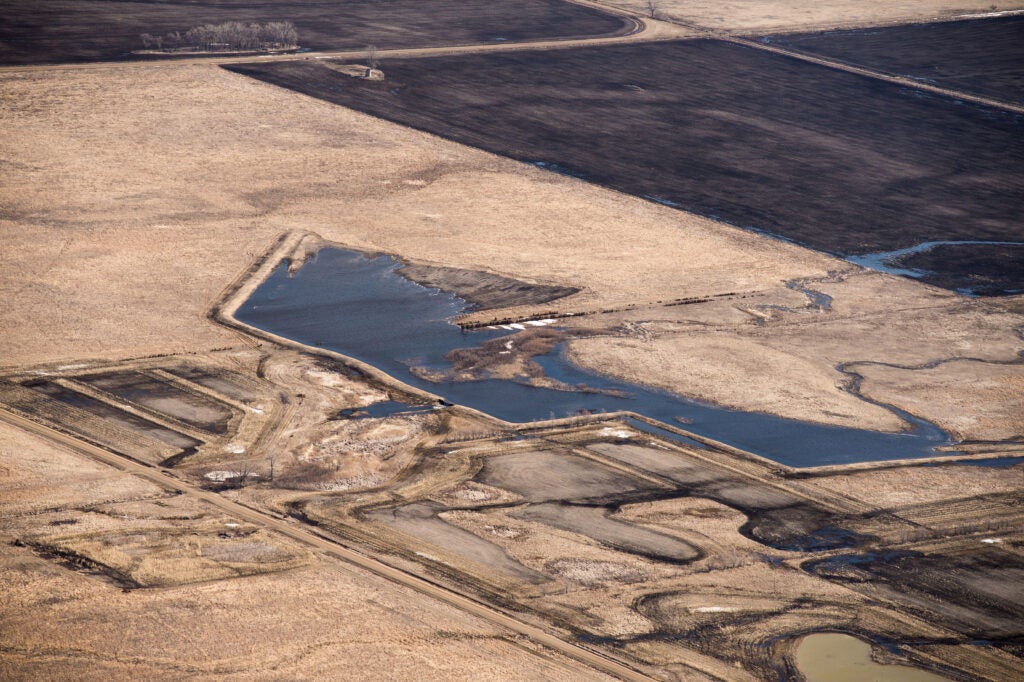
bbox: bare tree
[145,21,298,53]
[367,44,380,70]
[646,0,660,19]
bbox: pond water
[795,632,950,682]
[235,248,957,467]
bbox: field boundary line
[727,36,1024,115]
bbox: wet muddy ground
[770,16,1024,105]
[77,371,234,434]
[227,41,1024,293]
[23,380,201,454]
[0,0,629,65]
[806,543,1024,641]
[360,437,871,585]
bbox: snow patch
[204,470,256,482]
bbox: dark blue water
[336,400,437,419]
[236,248,957,467]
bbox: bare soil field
[227,41,1024,294]
[0,0,630,65]
[590,0,1024,33]
[770,16,1024,105]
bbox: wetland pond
[795,633,950,682]
[236,248,955,468]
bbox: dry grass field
[2,2,1023,678]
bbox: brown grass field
[1,0,1023,678]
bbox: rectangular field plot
[0,0,630,66]
[0,382,200,464]
[769,16,1024,105]
[228,40,1024,294]
[77,371,235,435]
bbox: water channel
[235,248,956,468]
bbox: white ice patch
[205,470,242,482]
[981,538,1002,544]
[415,552,439,561]
[692,606,736,613]
[510,323,526,330]
[600,427,633,439]
[504,340,514,350]
[228,444,246,454]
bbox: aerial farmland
[1,1,1022,680]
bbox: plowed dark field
[227,40,1024,293]
[770,16,1024,105]
[0,0,630,66]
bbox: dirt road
[726,36,1024,114]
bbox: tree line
[140,21,298,53]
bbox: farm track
[0,406,664,682]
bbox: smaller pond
[335,400,437,420]
[795,632,951,682]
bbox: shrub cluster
[141,21,298,52]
